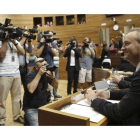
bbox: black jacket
[91,69,140,125]
[118,75,134,89]
[64,47,81,71]
[101,48,110,62]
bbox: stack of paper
[60,99,120,123]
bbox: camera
[0,18,23,41]
[43,33,59,43]
[57,40,62,48]
[0,18,38,41]
[82,41,90,48]
[46,64,57,72]
[23,28,38,40]
[67,40,75,49]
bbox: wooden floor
[5,80,69,126]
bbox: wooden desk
[38,68,112,126]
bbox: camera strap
[24,41,28,75]
[7,41,15,62]
[7,41,13,53]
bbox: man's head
[35,58,47,70]
[122,28,140,66]
[84,37,89,42]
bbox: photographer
[52,40,63,99]
[23,58,58,126]
[36,31,61,101]
[64,40,81,95]
[0,35,25,125]
[18,32,34,90]
[79,37,95,91]
[36,31,57,66]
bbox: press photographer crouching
[23,58,58,126]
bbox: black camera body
[82,41,90,48]
[57,40,62,48]
[23,33,36,40]
[0,18,38,41]
[46,65,57,72]
[0,19,23,41]
[43,34,59,43]
[67,40,75,49]
[23,28,38,40]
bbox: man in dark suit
[86,28,140,125]
[64,40,81,95]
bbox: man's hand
[94,89,110,99]
[112,75,122,83]
[86,89,98,104]
[9,39,17,45]
[38,66,47,76]
[47,43,52,48]
[86,89,110,104]
[45,70,53,79]
[40,37,45,44]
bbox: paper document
[60,99,120,123]
[60,104,105,123]
[77,99,120,107]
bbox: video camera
[0,18,23,41]
[43,33,59,43]
[0,18,38,41]
[82,41,90,48]
[57,40,62,48]
[23,28,38,40]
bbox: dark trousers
[67,66,79,95]
[19,66,29,91]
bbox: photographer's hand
[9,39,25,55]
[36,37,45,57]
[47,43,57,56]
[9,39,17,45]
[45,70,53,78]
[19,31,28,46]
[45,71,58,89]
[0,41,7,61]
[40,37,45,44]
[38,65,47,76]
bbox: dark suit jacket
[101,48,110,62]
[64,47,81,71]
[91,69,140,125]
[118,75,134,89]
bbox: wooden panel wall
[0,14,140,50]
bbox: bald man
[23,58,58,126]
[86,28,140,125]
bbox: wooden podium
[38,68,112,126]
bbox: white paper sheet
[60,104,105,123]
[60,99,120,123]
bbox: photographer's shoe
[53,98,58,101]
[14,116,24,124]
[54,95,62,98]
